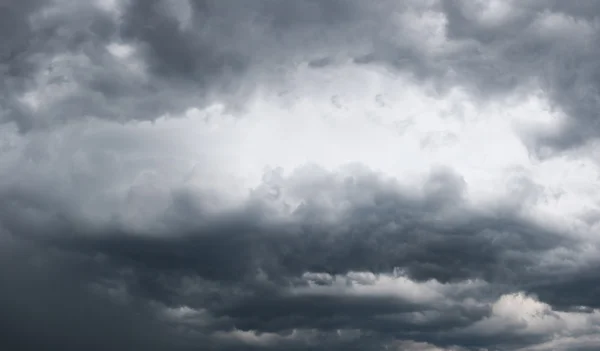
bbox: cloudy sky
[2,0,600,350]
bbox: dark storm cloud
[526,265,600,310]
[0,0,375,130]
[19,164,567,286]
[3,1,600,350]
[0,235,196,351]
[2,162,594,350]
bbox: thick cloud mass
[3,1,600,350]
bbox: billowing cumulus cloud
[2,1,600,350]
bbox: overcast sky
[2,1,600,350]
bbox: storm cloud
[2,1,600,350]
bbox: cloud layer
[3,1,600,350]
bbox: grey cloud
[33,164,567,285]
[1,159,592,350]
[5,0,600,154]
[3,1,600,350]
[1,0,374,130]
[436,1,600,154]
[527,267,600,310]
[0,236,197,351]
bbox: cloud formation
[2,1,600,350]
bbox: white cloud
[293,270,486,307]
[5,62,600,243]
[459,292,600,340]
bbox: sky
[2,1,600,350]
